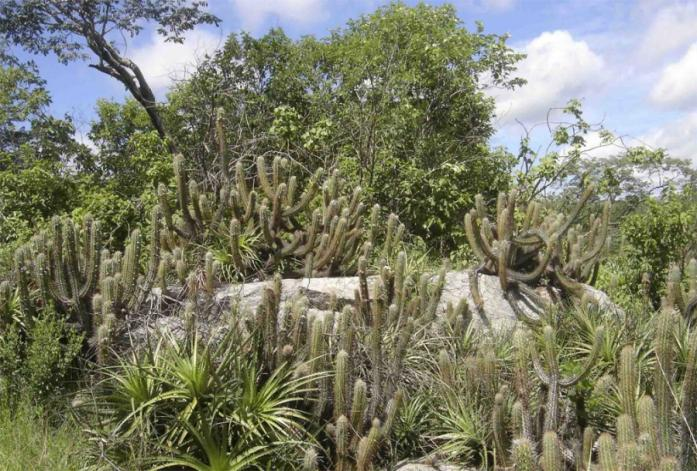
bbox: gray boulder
[129,270,619,345]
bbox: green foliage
[0,313,83,406]
[168,2,523,252]
[619,188,697,302]
[0,59,87,251]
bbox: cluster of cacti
[8,208,163,363]
[497,297,697,471]
[90,207,163,363]
[590,307,696,471]
[491,322,604,470]
[158,151,402,279]
[465,186,609,317]
[13,215,102,333]
[231,250,453,469]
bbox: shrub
[0,312,83,407]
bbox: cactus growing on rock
[159,152,401,279]
[465,187,609,318]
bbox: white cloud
[650,43,697,109]
[642,112,697,162]
[491,30,605,124]
[131,30,222,91]
[637,2,697,64]
[231,0,329,31]
[478,0,516,11]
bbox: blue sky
[16,0,697,162]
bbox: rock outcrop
[128,270,618,346]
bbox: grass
[0,400,93,471]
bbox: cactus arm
[578,201,610,267]
[63,221,82,307]
[492,389,511,468]
[259,204,275,247]
[314,217,348,271]
[465,211,492,263]
[280,232,304,257]
[235,160,249,205]
[498,240,510,290]
[121,230,141,304]
[654,306,676,458]
[283,169,323,218]
[542,431,563,471]
[469,267,485,311]
[189,180,204,228]
[530,348,553,386]
[173,153,196,237]
[271,183,287,229]
[243,190,257,222]
[256,156,276,199]
[619,345,638,428]
[505,289,543,327]
[78,217,100,299]
[14,248,35,323]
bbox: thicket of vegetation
[2,1,697,470]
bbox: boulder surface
[129,270,618,345]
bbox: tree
[0,0,219,144]
[0,57,88,262]
[165,3,524,251]
[615,187,697,303]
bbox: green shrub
[0,312,83,406]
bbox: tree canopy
[0,0,219,140]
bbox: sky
[14,0,697,162]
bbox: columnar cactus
[654,304,676,458]
[506,324,603,469]
[531,324,604,432]
[666,259,697,322]
[159,152,400,279]
[239,248,440,470]
[96,206,162,321]
[19,215,101,333]
[0,280,16,328]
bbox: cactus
[0,280,15,328]
[492,387,511,468]
[243,252,421,471]
[95,206,162,325]
[680,330,697,468]
[465,187,610,317]
[654,304,676,458]
[666,259,697,321]
[619,345,639,429]
[541,431,563,471]
[531,324,604,432]
[599,433,618,471]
